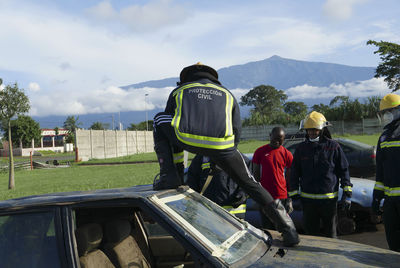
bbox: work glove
[283,198,294,214]
[338,191,352,212]
[371,197,383,216]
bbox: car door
[0,207,68,268]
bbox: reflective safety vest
[171,82,235,150]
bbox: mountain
[122,55,375,90]
[35,56,377,129]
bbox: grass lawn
[0,133,379,201]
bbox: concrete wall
[75,129,154,161]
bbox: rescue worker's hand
[371,198,383,216]
[284,198,294,214]
[338,191,352,212]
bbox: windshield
[150,189,269,265]
[337,138,373,149]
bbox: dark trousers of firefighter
[153,114,274,207]
[383,198,400,252]
[302,199,337,238]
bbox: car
[283,136,376,178]
[0,185,399,267]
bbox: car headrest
[103,219,132,244]
[75,223,103,256]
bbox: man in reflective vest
[373,93,400,252]
[289,111,352,238]
[153,62,299,246]
[187,154,248,219]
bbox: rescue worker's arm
[335,144,353,197]
[285,149,294,197]
[164,88,178,114]
[232,98,242,146]
[373,141,385,201]
[288,148,301,199]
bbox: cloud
[28,82,40,92]
[323,0,368,21]
[59,62,72,71]
[285,78,390,100]
[86,0,189,32]
[29,85,173,116]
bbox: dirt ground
[339,223,388,250]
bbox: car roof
[0,184,156,211]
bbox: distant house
[1,128,72,157]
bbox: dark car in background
[284,137,376,178]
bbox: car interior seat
[75,223,115,268]
[103,219,151,268]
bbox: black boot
[262,199,300,247]
[153,140,182,190]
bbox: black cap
[179,62,218,83]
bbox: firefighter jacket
[288,136,353,201]
[164,78,241,150]
[187,154,247,216]
[374,119,400,200]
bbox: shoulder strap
[200,174,213,195]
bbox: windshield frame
[149,188,271,266]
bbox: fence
[75,129,154,161]
[241,118,384,141]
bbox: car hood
[252,230,400,267]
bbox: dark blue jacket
[289,136,352,201]
[187,154,247,208]
[374,119,400,200]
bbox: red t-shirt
[252,144,293,199]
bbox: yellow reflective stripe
[343,186,352,192]
[384,186,400,196]
[223,204,246,214]
[225,92,233,137]
[171,83,235,150]
[173,152,184,164]
[288,190,299,197]
[381,140,400,148]
[300,191,338,199]
[374,182,385,191]
[201,162,211,170]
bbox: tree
[0,81,30,189]
[3,115,41,147]
[367,40,400,91]
[63,115,81,144]
[90,121,105,130]
[283,101,308,123]
[240,85,287,125]
[127,120,154,131]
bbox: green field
[0,134,379,201]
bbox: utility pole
[145,94,149,131]
[112,114,115,130]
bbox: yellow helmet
[300,111,331,130]
[379,93,400,111]
[179,62,218,83]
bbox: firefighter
[153,62,299,246]
[187,154,248,219]
[373,93,400,252]
[289,111,353,238]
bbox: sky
[0,0,399,120]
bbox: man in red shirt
[252,127,294,228]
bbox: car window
[150,189,269,265]
[0,211,61,268]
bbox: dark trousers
[153,112,274,207]
[302,199,337,238]
[383,198,400,252]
